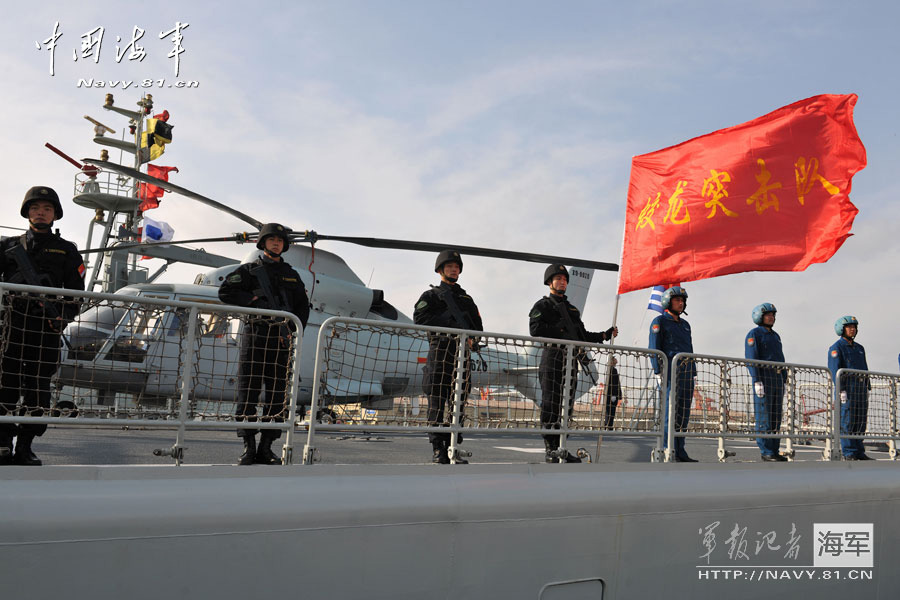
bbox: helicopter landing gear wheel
[54,400,79,418]
[317,408,337,424]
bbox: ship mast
[73,94,234,292]
[74,93,150,292]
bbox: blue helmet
[752,303,777,325]
[834,315,859,337]
[661,286,688,311]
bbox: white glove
[655,374,662,388]
[754,382,765,397]
[840,391,848,403]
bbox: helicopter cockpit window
[65,305,130,361]
[118,308,164,338]
[165,310,238,343]
[105,307,165,363]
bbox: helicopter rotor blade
[302,233,619,272]
[75,162,617,271]
[82,159,263,229]
[80,230,617,271]
[78,233,255,255]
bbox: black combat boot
[0,434,13,466]
[560,449,582,463]
[544,438,558,463]
[255,434,282,465]
[238,434,257,466]
[674,452,698,463]
[13,434,42,466]
[432,440,450,464]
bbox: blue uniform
[744,326,786,456]
[649,311,695,455]
[827,338,869,458]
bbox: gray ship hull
[1,461,896,598]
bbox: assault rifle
[249,264,294,341]
[433,285,484,352]
[4,243,73,347]
[249,264,292,312]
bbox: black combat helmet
[21,186,63,220]
[256,223,292,251]
[543,264,569,285]
[434,249,463,273]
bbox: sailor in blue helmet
[827,316,871,460]
[745,303,787,461]
[648,286,697,462]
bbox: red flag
[138,164,179,211]
[617,94,867,295]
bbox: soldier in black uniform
[218,223,310,465]
[0,186,85,465]
[413,250,483,464]
[529,264,616,463]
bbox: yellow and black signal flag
[140,111,174,163]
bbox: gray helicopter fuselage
[57,245,549,413]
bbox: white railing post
[303,320,332,465]
[716,361,729,462]
[558,343,577,461]
[172,305,199,466]
[651,357,667,462]
[666,354,682,463]
[784,366,795,461]
[890,379,898,460]
[448,332,469,464]
[831,369,843,461]
[281,323,304,466]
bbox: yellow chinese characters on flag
[618,94,867,295]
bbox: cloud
[422,55,644,138]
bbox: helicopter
[49,94,619,421]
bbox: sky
[2,1,898,372]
